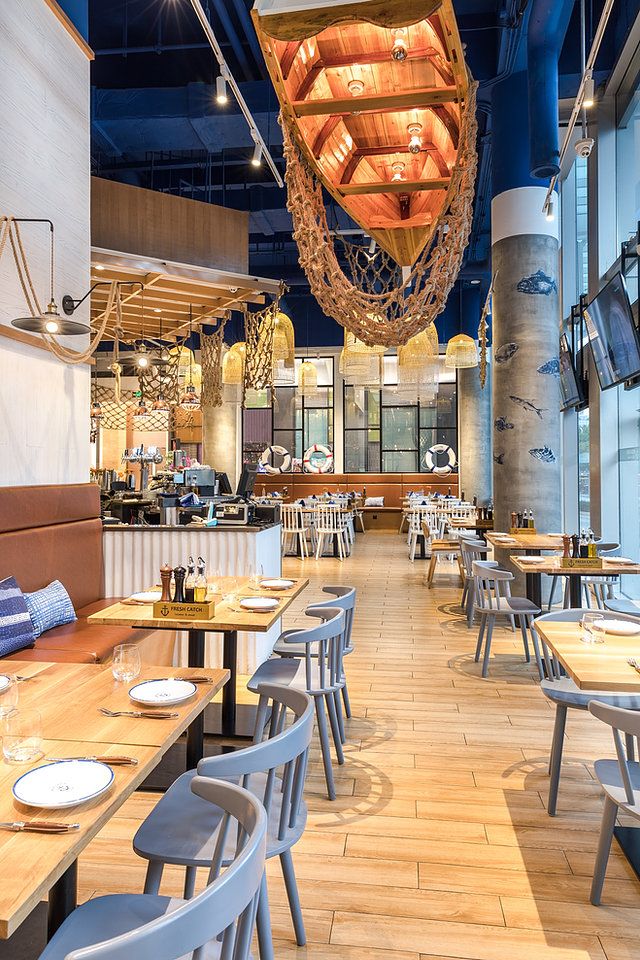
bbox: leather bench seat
[12,599,153,664]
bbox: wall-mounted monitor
[559,333,584,410]
[583,272,640,390]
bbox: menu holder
[152,599,217,620]
[560,557,603,569]
[509,527,537,535]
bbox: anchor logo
[161,604,170,617]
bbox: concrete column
[202,400,240,490]
[458,363,492,505]
[491,73,562,584]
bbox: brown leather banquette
[257,473,459,509]
[0,483,151,663]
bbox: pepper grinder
[160,562,173,602]
[571,535,579,559]
[173,564,186,604]
[562,535,571,559]
[510,511,517,530]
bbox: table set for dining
[0,574,309,950]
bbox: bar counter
[102,522,282,673]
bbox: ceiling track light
[251,142,263,167]
[583,71,595,108]
[545,197,555,222]
[216,72,228,105]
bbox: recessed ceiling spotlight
[94,264,104,271]
[348,78,365,96]
[154,308,161,313]
[470,279,481,285]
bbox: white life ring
[424,443,456,475]
[260,444,291,475]
[303,443,334,474]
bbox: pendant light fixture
[11,219,90,336]
[298,359,318,396]
[179,306,201,409]
[152,392,170,413]
[445,333,478,369]
[222,341,246,385]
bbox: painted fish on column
[494,417,514,432]
[529,446,556,463]
[493,453,505,465]
[509,396,547,419]
[516,270,558,295]
[494,343,519,364]
[537,358,560,377]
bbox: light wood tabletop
[0,662,227,938]
[534,619,640,692]
[486,532,565,551]
[511,556,640,577]
[87,576,309,632]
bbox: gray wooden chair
[588,700,640,904]
[38,778,266,960]
[133,684,313,960]
[247,606,346,800]
[273,585,356,741]
[472,560,542,679]
[605,598,640,616]
[459,539,489,627]
[532,608,640,816]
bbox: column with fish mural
[458,284,492,504]
[490,73,562,588]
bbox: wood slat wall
[91,178,249,274]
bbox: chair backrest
[308,585,356,654]
[279,606,346,695]
[472,559,513,610]
[314,503,341,532]
[589,700,640,805]
[459,539,488,576]
[533,608,640,680]
[198,683,314,841]
[70,778,266,960]
[281,503,303,532]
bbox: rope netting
[282,80,479,348]
[201,319,227,408]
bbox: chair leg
[341,682,352,719]
[256,871,274,960]
[466,584,475,629]
[280,849,306,945]
[590,796,619,905]
[314,696,336,800]
[518,617,531,663]
[333,688,346,744]
[481,618,494,678]
[529,619,545,680]
[474,614,486,662]
[461,581,468,610]
[547,575,558,612]
[143,859,164,895]
[183,865,197,899]
[547,704,568,816]
[325,692,345,763]
[315,533,323,560]
[409,533,416,562]
[426,555,437,587]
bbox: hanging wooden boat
[252,0,469,266]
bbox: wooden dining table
[487,532,564,607]
[88,576,308,754]
[0,660,227,944]
[511,555,640,608]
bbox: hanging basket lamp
[222,341,246,385]
[272,312,295,364]
[445,334,478,369]
[132,398,150,424]
[340,330,385,387]
[272,357,297,386]
[151,392,170,413]
[298,359,318,396]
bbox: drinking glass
[112,644,142,683]
[206,569,222,599]
[223,577,240,607]
[581,612,605,644]
[3,709,43,763]
[0,675,18,719]
[249,565,264,590]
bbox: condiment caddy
[559,531,602,568]
[509,509,537,535]
[155,557,217,619]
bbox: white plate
[604,557,636,565]
[127,591,162,603]
[13,760,114,809]
[600,620,640,636]
[494,537,517,543]
[260,579,295,591]
[519,556,547,563]
[129,679,196,706]
[239,597,279,612]
[0,675,13,692]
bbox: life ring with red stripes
[303,443,334,474]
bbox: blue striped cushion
[24,581,77,639]
[0,576,35,656]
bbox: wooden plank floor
[79,530,640,960]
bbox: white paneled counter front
[103,523,282,673]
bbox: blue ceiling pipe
[527,0,575,178]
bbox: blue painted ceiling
[87,0,638,346]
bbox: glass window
[577,407,590,531]
[618,387,640,598]
[616,69,640,250]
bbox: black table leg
[523,549,542,609]
[186,629,206,768]
[568,574,583,608]
[48,861,77,939]
[420,536,426,560]
[333,534,339,558]
[222,630,238,737]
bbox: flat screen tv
[583,272,640,390]
[559,333,583,409]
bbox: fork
[99,707,178,719]
[628,658,640,674]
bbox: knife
[0,821,80,833]
[169,676,215,684]
[47,756,139,765]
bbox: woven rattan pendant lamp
[222,341,246,384]
[445,334,478,369]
